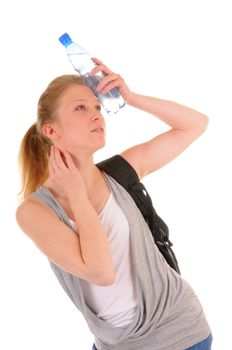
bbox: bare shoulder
[15,196,58,250]
[15,193,114,285]
[15,194,57,228]
[15,195,87,280]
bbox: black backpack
[96,154,181,274]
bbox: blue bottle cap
[59,33,72,47]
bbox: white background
[1,0,231,349]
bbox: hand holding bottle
[48,145,88,199]
[59,33,127,114]
[90,57,132,103]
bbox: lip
[91,127,104,132]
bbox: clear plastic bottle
[58,33,126,115]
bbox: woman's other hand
[48,145,87,198]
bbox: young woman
[16,57,212,349]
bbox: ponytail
[17,74,86,201]
[17,122,50,200]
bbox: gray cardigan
[31,171,210,350]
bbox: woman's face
[52,84,106,153]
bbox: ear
[42,123,61,142]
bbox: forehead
[59,84,99,106]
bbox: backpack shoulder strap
[96,154,139,190]
[96,154,180,274]
[96,154,154,228]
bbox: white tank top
[69,191,138,327]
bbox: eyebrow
[74,99,99,103]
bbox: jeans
[92,333,213,350]
[186,333,213,349]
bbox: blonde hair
[17,74,88,200]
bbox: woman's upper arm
[120,127,207,180]
[15,198,110,286]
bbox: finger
[54,147,69,172]
[101,81,119,94]
[91,63,114,76]
[91,57,103,64]
[52,146,68,173]
[59,150,69,168]
[96,74,121,92]
[50,146,64,176]
[48,147,55,177]
[61,150,77,172]
[51,146,61,171]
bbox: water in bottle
[58,33,125,115]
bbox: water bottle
[58,33,126,115]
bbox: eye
[75,104,86,111]
[74,104,101,112]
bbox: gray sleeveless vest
[31,172,210,350]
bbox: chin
[94,141,106,152]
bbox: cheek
[62,119,88,140]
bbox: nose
[91,111,105,130]
[91,110,104,121]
